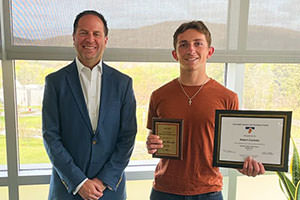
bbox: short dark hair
[173,21,212,49]
[73,10,108,36]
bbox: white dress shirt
[73,57,102,194]
[76,57,102,132]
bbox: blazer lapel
[66,62,93,134]
[97,63,112,129]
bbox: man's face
[172,29,214,72]
[73,14,108,68]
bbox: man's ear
[172,50,178,61]
[207,46,215,59]
[104,36,108,45]
[72,34,75,45]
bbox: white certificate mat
[213,110,292,172]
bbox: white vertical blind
[248,0,300,50]
[11,0,228,49]
[2,0,300,62]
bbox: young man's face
[172,29,214,72]
[73,14,108,68]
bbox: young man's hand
[238,156,265,177]
[146,131,163,154]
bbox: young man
[146,21,265,200]
[42,10,137,200]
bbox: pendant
[188,99,192,106]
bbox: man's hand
[92,178,107,192]
[146,132,163,154]
[78,179,103,200]
[238,156,265,177]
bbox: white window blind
[248,0,300,50]
[11,0,228,49]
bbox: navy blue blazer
[42,61,137,200]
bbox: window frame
[1,0,298,199]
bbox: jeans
[150,188,223,200]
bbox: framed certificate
[152,118,183,160]
[213,110,292,172]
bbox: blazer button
[92,140,97,144]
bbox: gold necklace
[178,78,210,106]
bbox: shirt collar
[75,57,102,74]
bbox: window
[11,0,228,49]
[19,185,49,200]
[127,180,153,199]
[15,60,69,167]
[0,187,8,200]
[243,63,300,143]
[236,175,285,200]
[109,62,225,160]
[14,60,225,165]
[248,0,300,50]
[15,181,154,200]
[2,1,300,200]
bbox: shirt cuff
[73,178,88,195]
[106,184,113,191]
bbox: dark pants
[150,188,223,200]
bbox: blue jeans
[150,188,223,200]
